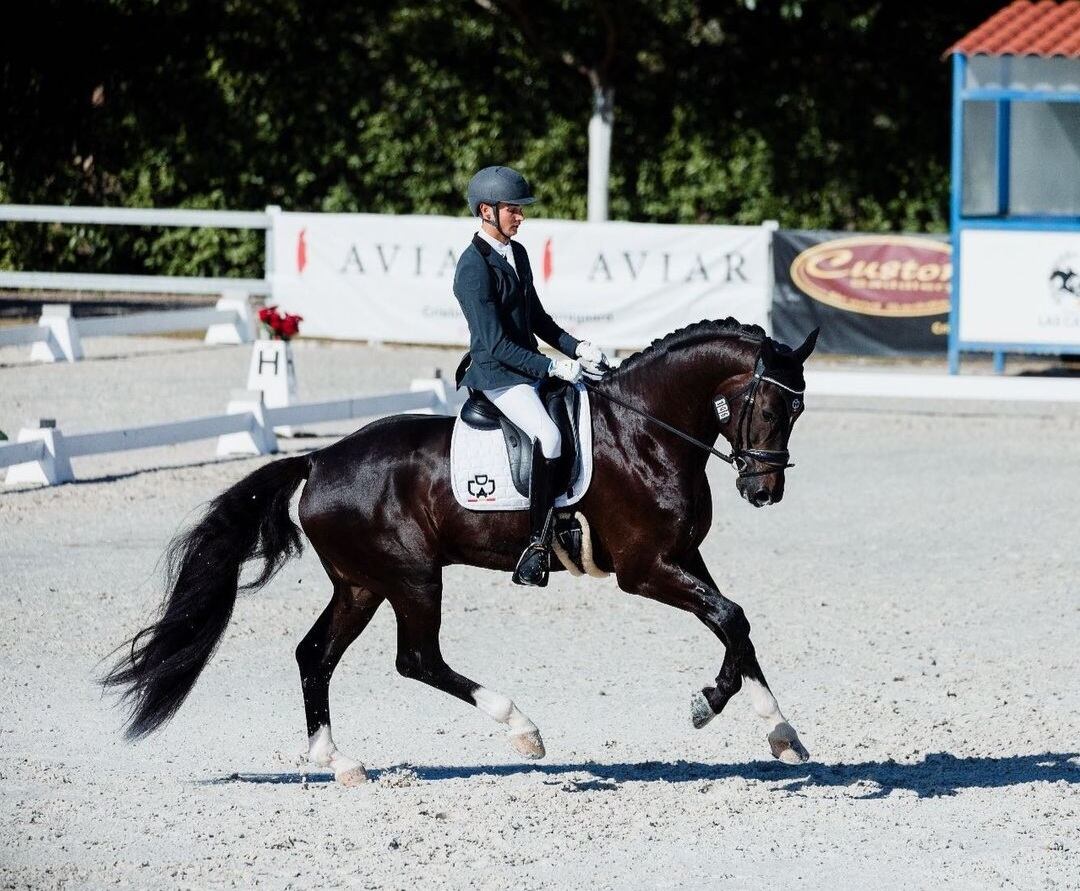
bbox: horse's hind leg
[296,575,384,785]
[389,575,546,759]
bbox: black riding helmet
[467,166,536,238]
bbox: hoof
[768,723,810,765]
[690,690,716,729]
[509,729,546,759]
[335,766,369,786]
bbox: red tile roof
[947,0,1080,57]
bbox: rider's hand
[576,341,610,378]
[548,358,583,383]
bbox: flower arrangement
[257,305,303,341]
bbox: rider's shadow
[395,752,1079,799]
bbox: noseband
[583,346,804,480]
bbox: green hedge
[1,1,994,278]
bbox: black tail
[102,455,309,739]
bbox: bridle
[582,345,804,480]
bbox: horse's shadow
[206,752,1078,799]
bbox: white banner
[959,228,1080,345]
[270,213,771,349]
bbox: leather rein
[582,348,804,480]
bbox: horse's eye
[761,409,777,423]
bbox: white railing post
[762,219,779,336]
[216,390,278,457]
[30,304,83,363]
[205,291,255,344]
[265,204,281,304]
[409,372,451,415]
[4,420,74,486]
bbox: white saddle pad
[450,384,593,512]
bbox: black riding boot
[512,441,558,587]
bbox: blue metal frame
[959,215,1080,230]
[962,88,1080,103]
[948,53,965,375]
[949,51,1080,374]
[995,100,1010,216]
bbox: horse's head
[720,328,818,508]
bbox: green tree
[0,0,1001,278]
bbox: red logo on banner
[297,228,308,274]
[790,235,951,317]
[542,238,553,283]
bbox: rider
[453,165,609,587]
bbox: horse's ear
[793,327,820,363]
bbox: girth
[459,381,583,499]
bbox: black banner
[772,230,950,355]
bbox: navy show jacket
[453,233,580,390]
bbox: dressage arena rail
[0,203,276,360]
[0,297,255,362]
[0,380,461,487]
[0,203,273,298]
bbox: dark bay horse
[104,318,818,785]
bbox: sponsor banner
[271,213,771,349]
[772,230,951,355]
[959,229,1080,346]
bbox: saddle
[458,380,583,500]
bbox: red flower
[257,305,302,340]
[280,314,301,338]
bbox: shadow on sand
[205,752,1078,799]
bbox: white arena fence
[0,203,275,361]
[0,204,273,297]
[0,378,463,487]
[0,296,255,362]
[0,203,779,352]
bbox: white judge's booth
[947,8,1080,373]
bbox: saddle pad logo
[467,473,497,501]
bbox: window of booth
[961,101,999,216]
[966,56,1080,93]
[1009,102,1080,216]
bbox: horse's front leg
[683,551,809,764]
[620,551,809,764]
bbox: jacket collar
[472,232,518,278]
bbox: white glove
[576,341,610,378]
[548,358,583,383]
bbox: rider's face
[484,203,525,238]
[500,204,525,235]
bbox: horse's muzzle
[738,480,783,507]
[748,488,773,507]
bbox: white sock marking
[307,725,362,776]
[744,677,788,732]
[472,687,537,736]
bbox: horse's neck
[610,340,752,445]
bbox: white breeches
[483,382,562,459]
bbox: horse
[103,317,819,785]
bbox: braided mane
[610,317,766,379]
